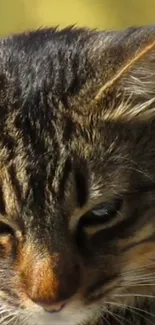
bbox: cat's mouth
[0,282,151,325]
[1,268,153,325]
[17,295,99,325]
[25,287,133,325]
[29,282,121,325]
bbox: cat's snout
[17,242,80,308]
[37,301,66,313]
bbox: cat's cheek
[0,236,33,308]
[121,241,155,293]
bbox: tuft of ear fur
[89,38,155,123]
[101,96,155,123]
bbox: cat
[0,24,155,325]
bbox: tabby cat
[0,24,155,325]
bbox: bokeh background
[1,0,155,37]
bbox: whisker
[0,313,17,325]
[123,262,155,275]
[99,309,111,325]
[126,276,155,281]
[121,282,155,287]
[123,275,155,282]
[105,307,126,325]
[111,311,133,325]
[105,301,155,319]
[114,293,155,299]
[3,315,17,325]
[121,277,155,284]
[124,273,155,279]
[105,301,154,325]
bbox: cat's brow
[0,215,21,233]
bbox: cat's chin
[23,300,101,325]
[31,309,93,325]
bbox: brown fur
[0,25,155,325]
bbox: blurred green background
[1,0,155,36]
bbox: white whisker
[122,282,155,287]
[0,313,17,325]
[105,307,126,325]
[105,301,155,319]
[111,311,133,325]
[99,309,111,325]
[114,293,155,299]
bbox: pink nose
[39,301,66,313]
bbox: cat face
[0,26,155,325]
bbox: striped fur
[0,25,155,325]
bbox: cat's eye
[79,198,122,229]
[0,222,15,236]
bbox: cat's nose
[36,301,66,313]
[18,244,80,308]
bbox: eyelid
[79,199,123,236]
[70,197,122,232]
[79,198,122,229]
[0,216,22,234]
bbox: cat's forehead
[0,25,155,222]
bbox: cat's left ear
[87,39,155,123]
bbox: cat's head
[0,26,155,325]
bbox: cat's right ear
[89,39,155,123]
[85,35,155,124]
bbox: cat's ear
[87,39,155,123]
